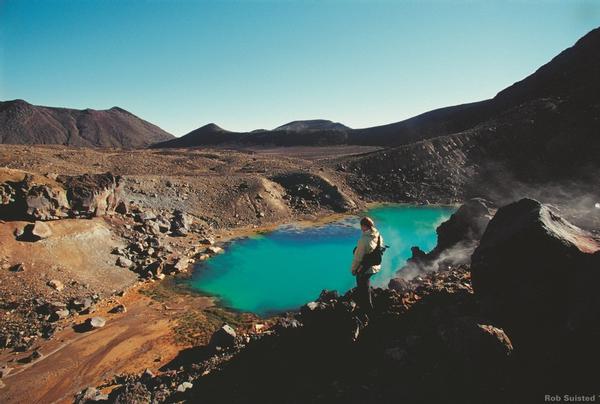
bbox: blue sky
[1,0,598,136]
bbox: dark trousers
[356,271,374,312]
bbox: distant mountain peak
[199,123,227,132]
[0,99,174,148]
[274,119,350,132]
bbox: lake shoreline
[186,204,457,315]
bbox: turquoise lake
[189,205,455,316]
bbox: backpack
[362,235,386,267]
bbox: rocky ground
[0,144,382,403]
[91,198,600,404]
[0,144,598,403]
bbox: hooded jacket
[350,227,383,275]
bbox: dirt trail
[0,293,189,404]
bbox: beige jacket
[350,227,383,275]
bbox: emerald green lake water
[190,205,454,315]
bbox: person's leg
[363,272,374,312]
[356,272,374,312]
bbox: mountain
[273,119,350,132]
[155,27,599,149]
[152,122,350,148]
[151,123,237,148]
[351,27,600,146]
[342,27,600,203]
[0,100,174,148]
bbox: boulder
[206,246,224,255]
[86,317,106,329]
[0,171,70,220]
[109,304,127,314]
[316,289,340,303]
[434,198,494,253]
[388,278,411,293]
[145,260,164,276]
[200,237,215,245]
[116,257,133,268]
[171,258,189,273]
[176,382,193,392]
[69,297,94,313]
[47,279,64,291]
[51,309,70,321]
[438,317,513,367]
[9,263,25,272]
[170,210,192,237]
[75,386,109,403]
[30,221,53,239]
[209,324,237,350]
[57,172,122,217]
[138,211,157,222]
[471,198,600,349]
[115,201,128,214]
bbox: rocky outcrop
[433,198,494,253]
[0,169,69,220]
[471,198,600,351]
[390,198,494,284]
[270,172,356,213]
[57,172,122,217]
[0,169,124,220]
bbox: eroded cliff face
[0,169,125,220]
[0,169,70,220]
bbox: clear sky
[1,1,598,136]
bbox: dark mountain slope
[0,100,174,148]
[350,27,600,146]
[159,27,599,149]
[151,124,349,148]
[151,123,236,148]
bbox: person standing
[350,216,384,312]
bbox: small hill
[0,100,174,148]
[151,123,237,148]
[273,120,350,132]
[152,122,350,148]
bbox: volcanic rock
[0,170,70,220]
[47,279,64,291]
[171,258,189,273]
[86,317,106,329]
[471,198,600,349]
[29,221,53,240]
[51,309,70,321]
[434,198,494,253]
[209,324,237,350]
[176,382,193,392]
[109,304,127,314]
[115,201,128,214]
[390,198,494,283]
[9,263,25,272]
[116,257,133,268]
[205,246,223,255]
[170,210,191,237]
[57,172,122,217]
[438,317,513,368]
